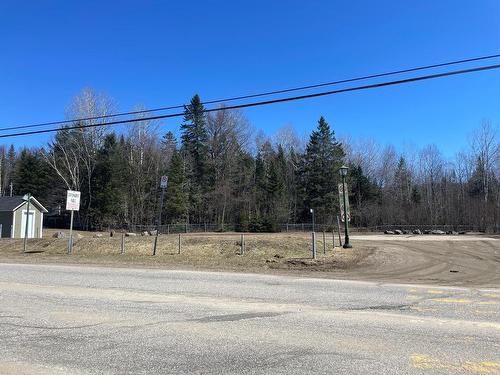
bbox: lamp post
[22,193,31,253]
[310,208,315,233]
[339,166,352,248]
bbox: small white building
[0,196,48,238]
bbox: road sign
[338,183,351,223]
[66,190,81,211]
[160,175,168,189]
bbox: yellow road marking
[410,354,500,374]
[427,290,444,294]
[430,298,472,303]
[483,293,500,299]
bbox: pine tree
[91,134,127,227]
[180,94,210,223]
[300,116,345,224]
[13,148,55,205]
[165,151,188,223]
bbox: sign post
[153,176,168,256]
[339,165,352,248]
[22,193,31,253]
[66,190,81,254]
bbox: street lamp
[339,166,352,248]
[22,193,31,253]
[310,208,315,233]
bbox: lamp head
[340,165,349,177]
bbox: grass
[0,230,373,274]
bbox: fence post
[178,233,181,254]
[240,233,244,255]
[332,229,335,248]
[204,223,207,232]
[185,223,188,233]
[323,231,326,254]
[121,233,125,254]
[152,235,158,256]
[337,216,343,247]
[312,232,317,259]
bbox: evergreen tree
[180,94,210,222]
[299,116,344,224]
[91,134,127,227]
[13,149,55,205]
[165,151,188,223]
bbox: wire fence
[103,222,490,235]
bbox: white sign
[66,190,81,211]
[160,175,168,189]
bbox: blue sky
[1,0,499,157]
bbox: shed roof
[0,196,48,212]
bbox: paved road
[0,263,498,374]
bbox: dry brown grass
[0,229,372,275]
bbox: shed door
[20,210,35,238]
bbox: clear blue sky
[1,1,499,157]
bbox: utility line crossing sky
[1,1,499,156]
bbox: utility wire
[1,53,500,132]
[0,62,499,139]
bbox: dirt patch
[0,230,498,287]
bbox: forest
[2,88,499,232]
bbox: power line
[1,53,500,133]
[0,62,499,140]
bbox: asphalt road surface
[0,263,499,374]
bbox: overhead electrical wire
[0,62,499,139]
[1,53,500,133]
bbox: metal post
[323,231,326,254]
[153,187,165,256]
[332,229,335,248]
[0,223,2,238]
[167,224,170,235]
[341,177,352,248]
[311,232,317,260]
[120,233,125,254]
[23,193,31,253]
[240,233,244,255]
[178,233,181,254]
[337,216,343,247]
[311,209,315,233]
[68,210,74,254]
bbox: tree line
[2,88,499,232]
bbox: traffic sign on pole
[66,190,80,254]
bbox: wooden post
[323,231,326,254]
[312,232,317,259]
[152,235,158,256]
[178,233,181,254]
[120,233,125,254]
[332,229,336,248]
[240,233,244,255]
[337,216,343,247]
